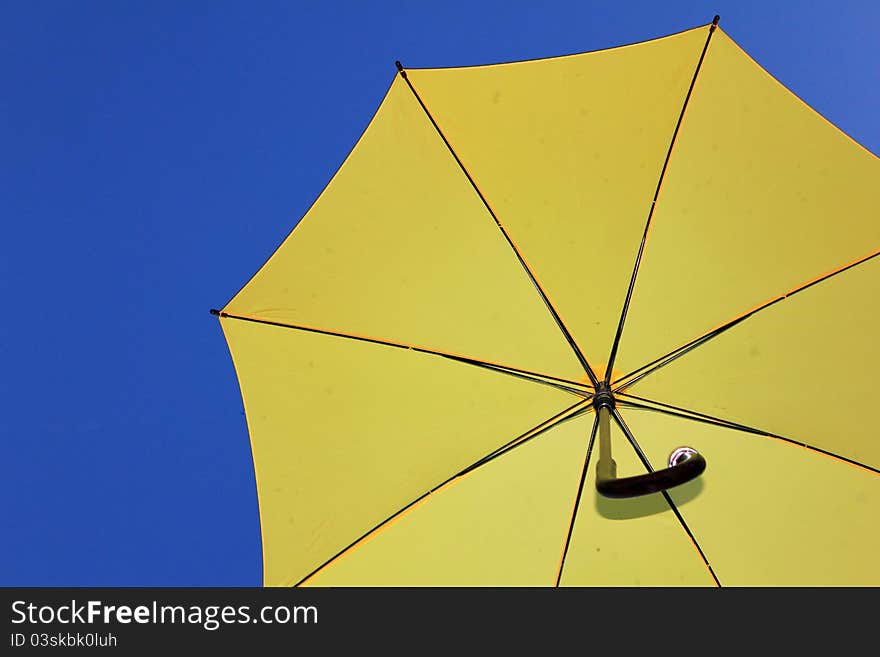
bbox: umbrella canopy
[214,17,879,586]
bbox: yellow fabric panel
[560,412,715,586]
[305,414,591,586]
[616,29,880,377]
[623,408,880,585]
[629,254,880,470]
[406,27,710,378]
[224,76,584,382]
[220,317,578,587]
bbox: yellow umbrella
[212,16,879,586]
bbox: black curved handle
[596,452,706,498]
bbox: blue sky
[2,1,877,586]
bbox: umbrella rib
[460,403,594,476]
[555,412,599,587]
[290,399,592,587]
[395,63,599,387]
[617,392,880,475]
[611,408,721,587]
[214,310,590,397]
[612,315,750,392]
[612,250,880,390]
[604,17,720,383]
[447,359,590,398]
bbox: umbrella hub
[592,381,615,410]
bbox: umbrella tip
[395,60,404,71]
[210,308,222,316]
[712,14,720,25]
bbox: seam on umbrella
[611,247,880,391]
[463,404,594,475]
[555,413,599,587]
[617,392,880,475]
[612,315,751,393]
[396,63,600,387]
[218,310,591,397]
[613,408,721,586]
[288,399,592,587]
[604,19,720,383]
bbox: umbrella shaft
[597,405,616,481]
